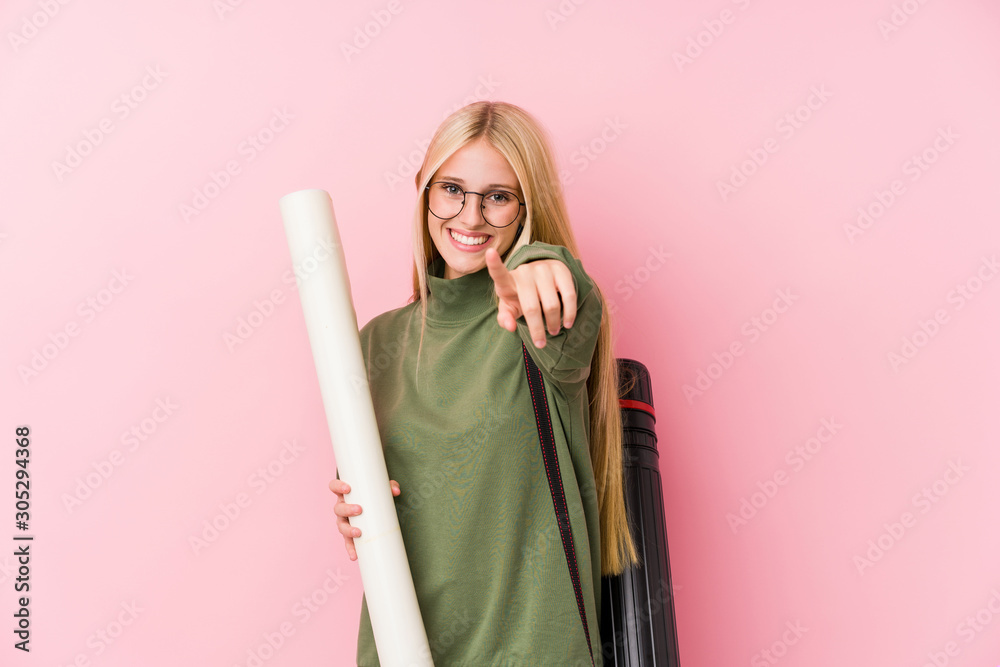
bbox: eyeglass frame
[424,181,526,229]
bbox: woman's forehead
[436,142,520,189]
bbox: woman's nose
[457,193,489,227]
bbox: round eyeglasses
[424,181,526,229]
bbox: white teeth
[450,229,488,246]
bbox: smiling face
[426,137,525,280]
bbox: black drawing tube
[600,358,681,666]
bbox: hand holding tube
[330,477,401,561]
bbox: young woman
[329,100,638,665]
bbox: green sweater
[343,241,604,666]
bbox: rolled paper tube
[279,188,433,667]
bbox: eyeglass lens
[427,181,520,228]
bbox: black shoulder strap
[521,342,596,667]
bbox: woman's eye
[489,192,510,204]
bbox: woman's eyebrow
[438,175,519,191]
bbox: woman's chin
[441,253,486,278]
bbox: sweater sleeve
[504,240,603,390]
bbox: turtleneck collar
[424,254,496,324]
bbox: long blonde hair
[406,100,639,576]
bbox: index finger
[485,248,517,300]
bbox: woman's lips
[447,227,491,252]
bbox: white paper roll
[279,188,433,667]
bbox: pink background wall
[2,1,998,665]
